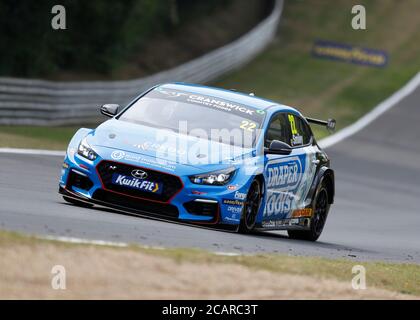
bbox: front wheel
[239,179,262,233]
[288,180,330,241]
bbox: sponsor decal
[291,135,303,146]
[110,150,176,172]
[262,218,304,228]
[267,157,302,189]
[292,208,313,218]
[111,150,125,160]
[223,216,240,222]
[133,141,186,156]
[262,220,275,228]
[290,218,299,225]
[312,40,388,68]
[111,174,162,194]
[222,199,244,206]
[188,94,256,115]
[227,206,242,214]
[62,162,69,169]
[234,191,246,200]
[227,184,239,191]
[191,190,207,195]
[263,156,304,218]
[154,88,265,122]
[265,192,293,217]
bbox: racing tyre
[288,179,330,241]
[63,196,94,208]
[239,179,262,233]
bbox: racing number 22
[240,120,257,131]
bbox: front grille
[96,160,183,202]
[183,200,218,217]
[93,189,179,218]
[67,170,94,191]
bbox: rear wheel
[239,179,262,233]
[63,196,94,208]
[288,180,330,241]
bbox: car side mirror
[265,140,292,155]
[100,104,120,117]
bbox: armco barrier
[0,0,283,125]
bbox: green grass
[1,0,419,148]
[214,0,420,139]
[0,125,90,150]
[1,229,419,296]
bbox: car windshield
[118,87,266,148]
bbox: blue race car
[59,83,335,241]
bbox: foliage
[0,0,230,77]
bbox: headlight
[189,167,236,186]
[77,138,98,161]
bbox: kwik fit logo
[111,173,161,194]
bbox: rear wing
[306,117,336,132]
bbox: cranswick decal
[154,88,265,121]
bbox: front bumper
[59,152,248,226]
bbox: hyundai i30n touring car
[59,83,335,241]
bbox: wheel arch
[245,173,266,226]
[323,169,335,205]
[308,167,335,205]
[254,174,265,196]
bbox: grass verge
[0,230,419,299]
[214,0,420,139]
[0,125,84,150]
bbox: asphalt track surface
[1,85,420,263]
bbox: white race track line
[1,71,419,251]
[0,147,65,156]
[40,235,129,247]
[319,71,420,149]
[39,235,241,256]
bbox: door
[262,112,318,225]
[286,113,318,212]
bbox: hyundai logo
[131,169,147,179]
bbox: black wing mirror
[100,104,120,117]
[265,140,292,155]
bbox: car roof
[159,83,300,114]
